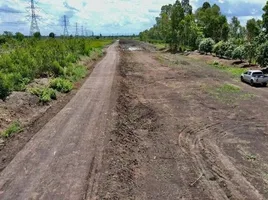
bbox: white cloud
[0,0,267,35]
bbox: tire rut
[178,122,264,200]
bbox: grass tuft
[1,121,22,138]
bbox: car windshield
[252,72,263,77]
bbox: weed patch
[209,83,254,104]
[29,87,57,103]
[1,121,22,138]
[50,78,73,93]
[210,62,246,77]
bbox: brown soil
[97,40,268,200]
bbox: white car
[241,70,268,87]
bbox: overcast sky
[0,0,266,36]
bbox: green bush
[0,73,12,100]
[50,78,73,93]
[64,64,87,82]
[232,46,246,61]
[29,87,57,103]
[199,38,215,54]
[257,41,268,68]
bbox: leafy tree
[199,38,215,54]
[245,42,257,64]
[196,3,228,42]
[202,2,211,9]
[15,32,24,41]
[263,1,268,33]
[170,0,184,52]
[232,46,246,61]
[256,41,268,67]
[49,32,55,38]
[33,32,41,39]
[246,19,261,42]
[229,17,243,39]
[3,31,13,38]
[182,0,192,15]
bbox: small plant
[1,121,22,138]
[29,87,57,103]
[50,78,73,93]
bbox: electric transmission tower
[29,0,40,36]
[63,15,69,36]
[75,22,79,37]
[81,26,84,37]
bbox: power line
[29,0,40,36]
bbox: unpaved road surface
[0,42,119,200]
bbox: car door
[245,72,251,82]
[243,71,249,82]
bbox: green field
[0,37,113,101]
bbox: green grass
[90,39,113,48]
[154,43,167,50]
[209,83,254,104]
[210,62,247,77]
[216,83,241,93]
[1,121,22,138]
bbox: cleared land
[1,40,268,200]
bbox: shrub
[40,88,57,103]
[29,87,57,103]
[224,43,236,59]
[50,78,73,93]
[232,46,246,61]
[0,73,12,100]
[64,65,87,82]
[199,38,215,54]
[51,61,64,76]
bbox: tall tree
[181,0,192,15]
[196,3,228,42]
[262,1,268,33]
[246,18,261,42]
[229,17,241,38]
[170,0,184,52]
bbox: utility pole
[29,0,40,36]
[75,22,79,37]
[63,15,68,36]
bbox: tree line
[139,0,268,68]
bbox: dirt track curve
[0,42,119,200]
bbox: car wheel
[263,83,267,87]
[250,80,254,86]
[241,76,244,82]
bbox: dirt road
[0,42,119,200]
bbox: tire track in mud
[178,122,264,200]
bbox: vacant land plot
[97,40,268,200]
